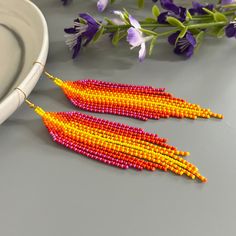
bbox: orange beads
[33,106,208,182]
[37,73,222,182]
[44,76,224,121]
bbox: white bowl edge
[0,0,49,125]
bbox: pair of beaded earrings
[19,68,223,182]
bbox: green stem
[224,9,236,16]
[187,21,226,29]
[157,22,226,37]
[189,10,236,22]
[158,29,178,37]
[104,21,227,34]
[104,23,168,30]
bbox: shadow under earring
[44,72,223,121]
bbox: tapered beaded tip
[45,73,223,121]
[33,105,207,183]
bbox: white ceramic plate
[0,0,49,124]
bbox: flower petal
[185,45,195,58]
[178,7,187,22]
[129,16,141,29]
[158,12,169,24]
[168,31,180,45]
[127,27,144,47]
[139,42,146,62]
[64,27,77,34]
[72,37,82,59]
[172,31,196,58]
[186,32,196,46]
[190,1,214,15]
[111,18,125,25]
[97,0,109,12]
[79,13,98,25]
[225,23,236,37]
[113,10,125,19]
[221,0,235,5]
[160,0,180,15]
[192,1,202,9]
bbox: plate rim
[0,0,49,124]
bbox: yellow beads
[58,79,223,121]
[38,110,208,182]
[35,76,220,183]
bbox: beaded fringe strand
[45,72,223,121]
[33,105,207,182]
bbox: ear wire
[15,87,37,109]
[14,61,60,115]
[34,61,63,86]
[33,61,55,80]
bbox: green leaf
[145,17,157,23]
[174,27,188,47]
[196,31,204,43]
[149,36,157,56]
[202,7,214,16]
[221,3,236,8]
[137,0,144,8]
[207,25,224,36]
[152,5,160,18]
[186,10,192,20]
[93,26,104,42]
[140,28,158,36]
[118,31,127,41]
[122,8,130,23]
[110,0,116,3]
[123,8,129,15]
[104,17,116,25]
[217,27,225,38]
[195,31,205,52]
[208,25,226,37]
[178,27,188,38]
[166,16,185,29]
[213,12,227,22]
[112,29,120,46]
[189,28,201,35]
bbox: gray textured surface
[0,1,236,235]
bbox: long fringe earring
[18,94,207,182]
[44,71,223,121]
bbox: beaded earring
[16,88,206,182]
[44,71,223,121]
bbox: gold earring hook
[33,61,54,80]
[33,61,63,86]
[14,88,43,115]
[15,87,36,109]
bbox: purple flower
[97,0,109,12]
[159,0,180,14]
[64,13,99,59]
[225,22,236,38]
[189,1,214,15]
[153,0,181,14]
[127,15,152,62]
[221,0,236,5]
[158,7,186,24]
[168,31,196,57]
[113,10,126,21]
[157,0,187,24]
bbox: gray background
[0,0,236,235]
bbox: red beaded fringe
[34,106,207,182]
[47,74,223,121]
